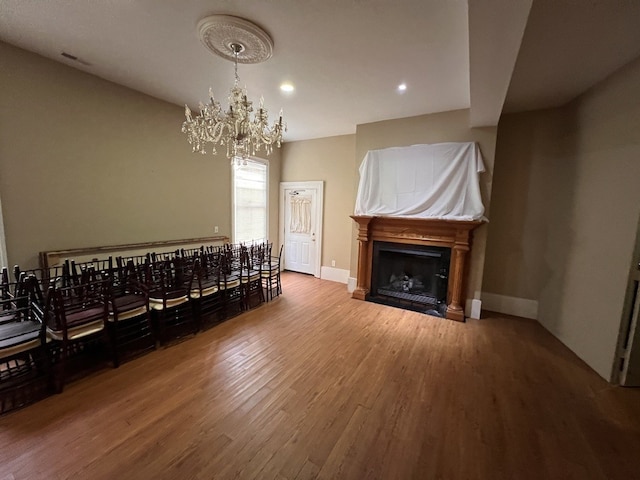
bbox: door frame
[279,181,324,278]
[614,214,640,385]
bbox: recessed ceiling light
[280,83,295,93]
[398,83,407,93]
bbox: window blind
[233,159,268,243]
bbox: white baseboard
[320,266,350,284]
[465,299,482,319]
[347,277,357,293]
[481,292,538,319]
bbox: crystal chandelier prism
[181,16,286,165]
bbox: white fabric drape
[354,142,486,220]
[289,195,312,233]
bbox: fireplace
[351,215,482,321]
[370,242,450,317]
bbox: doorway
[279,181,323,277]
[616,215,640,386]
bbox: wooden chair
[107,260,154,366]
[0,275,51,413]
[219,249,243,318]
[240,248,264,310]
[144,258,197,345]
[189,255,223,330]
[45,277,112,392]
[261,244,283,301]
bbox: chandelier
[181,16,286,165]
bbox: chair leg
[265,276,272,301]
[54,342,68,394]
[192,300,202,334]
[154,310,166,346]
[109,323,121,368]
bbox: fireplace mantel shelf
[350,215,483,321]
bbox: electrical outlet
[331,260,336,267]
[214,226,219,233]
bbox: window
[232,158,268,243]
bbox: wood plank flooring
[1,272,639,479]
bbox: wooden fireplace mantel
[350,215,483,321]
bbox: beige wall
[483,107,575,300]
[0,42,280,268]
[484,55,640,380]
[354,110,497,306]
[265,153,282,247]
[281,135,356,270]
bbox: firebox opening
[368,241,451,317]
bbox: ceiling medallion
[197,15,273,64]
[182,15,285,164]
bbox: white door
[280,181,323,277]
[618,216,640,386]
[620,260,640,386]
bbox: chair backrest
[180,246,203,260]
[200,251,220,280]
[0,273,31,318]
[13,264,70,292]
[143,258,192,298]
[190,257,218,295]
[1,270,47,310]
[48,278,110,332]
[0,286,39,337]
[68,257,114,285]
[110,260,147,298]
[1,267,12,301]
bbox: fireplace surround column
[353,216,373,300]
[446,243,469,321]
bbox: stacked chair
[107,259,155,367]
[145,255,198,345]
[0,271,50,414]
[218,247,244,319]
[261,244,284,301]
[46,275,112,392]
[240,247,264,310]
[190,255,223,331]
[0,241,283,415]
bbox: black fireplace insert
[368,241,451,317]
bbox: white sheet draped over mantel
[354,142,486,220]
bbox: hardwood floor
[1,272,639,479]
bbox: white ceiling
[1,0,639,141]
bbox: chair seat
[149,288,189,310]
[190,284,219,299]
[241,270,261,283]
[108,294,148,322]
[64,305,107,329]
[0,311,20,324]
[219,277,240,289]
[111,294,147,312]
[47,319,105,341]
[0,320,42,358]
[109,294,148,321]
